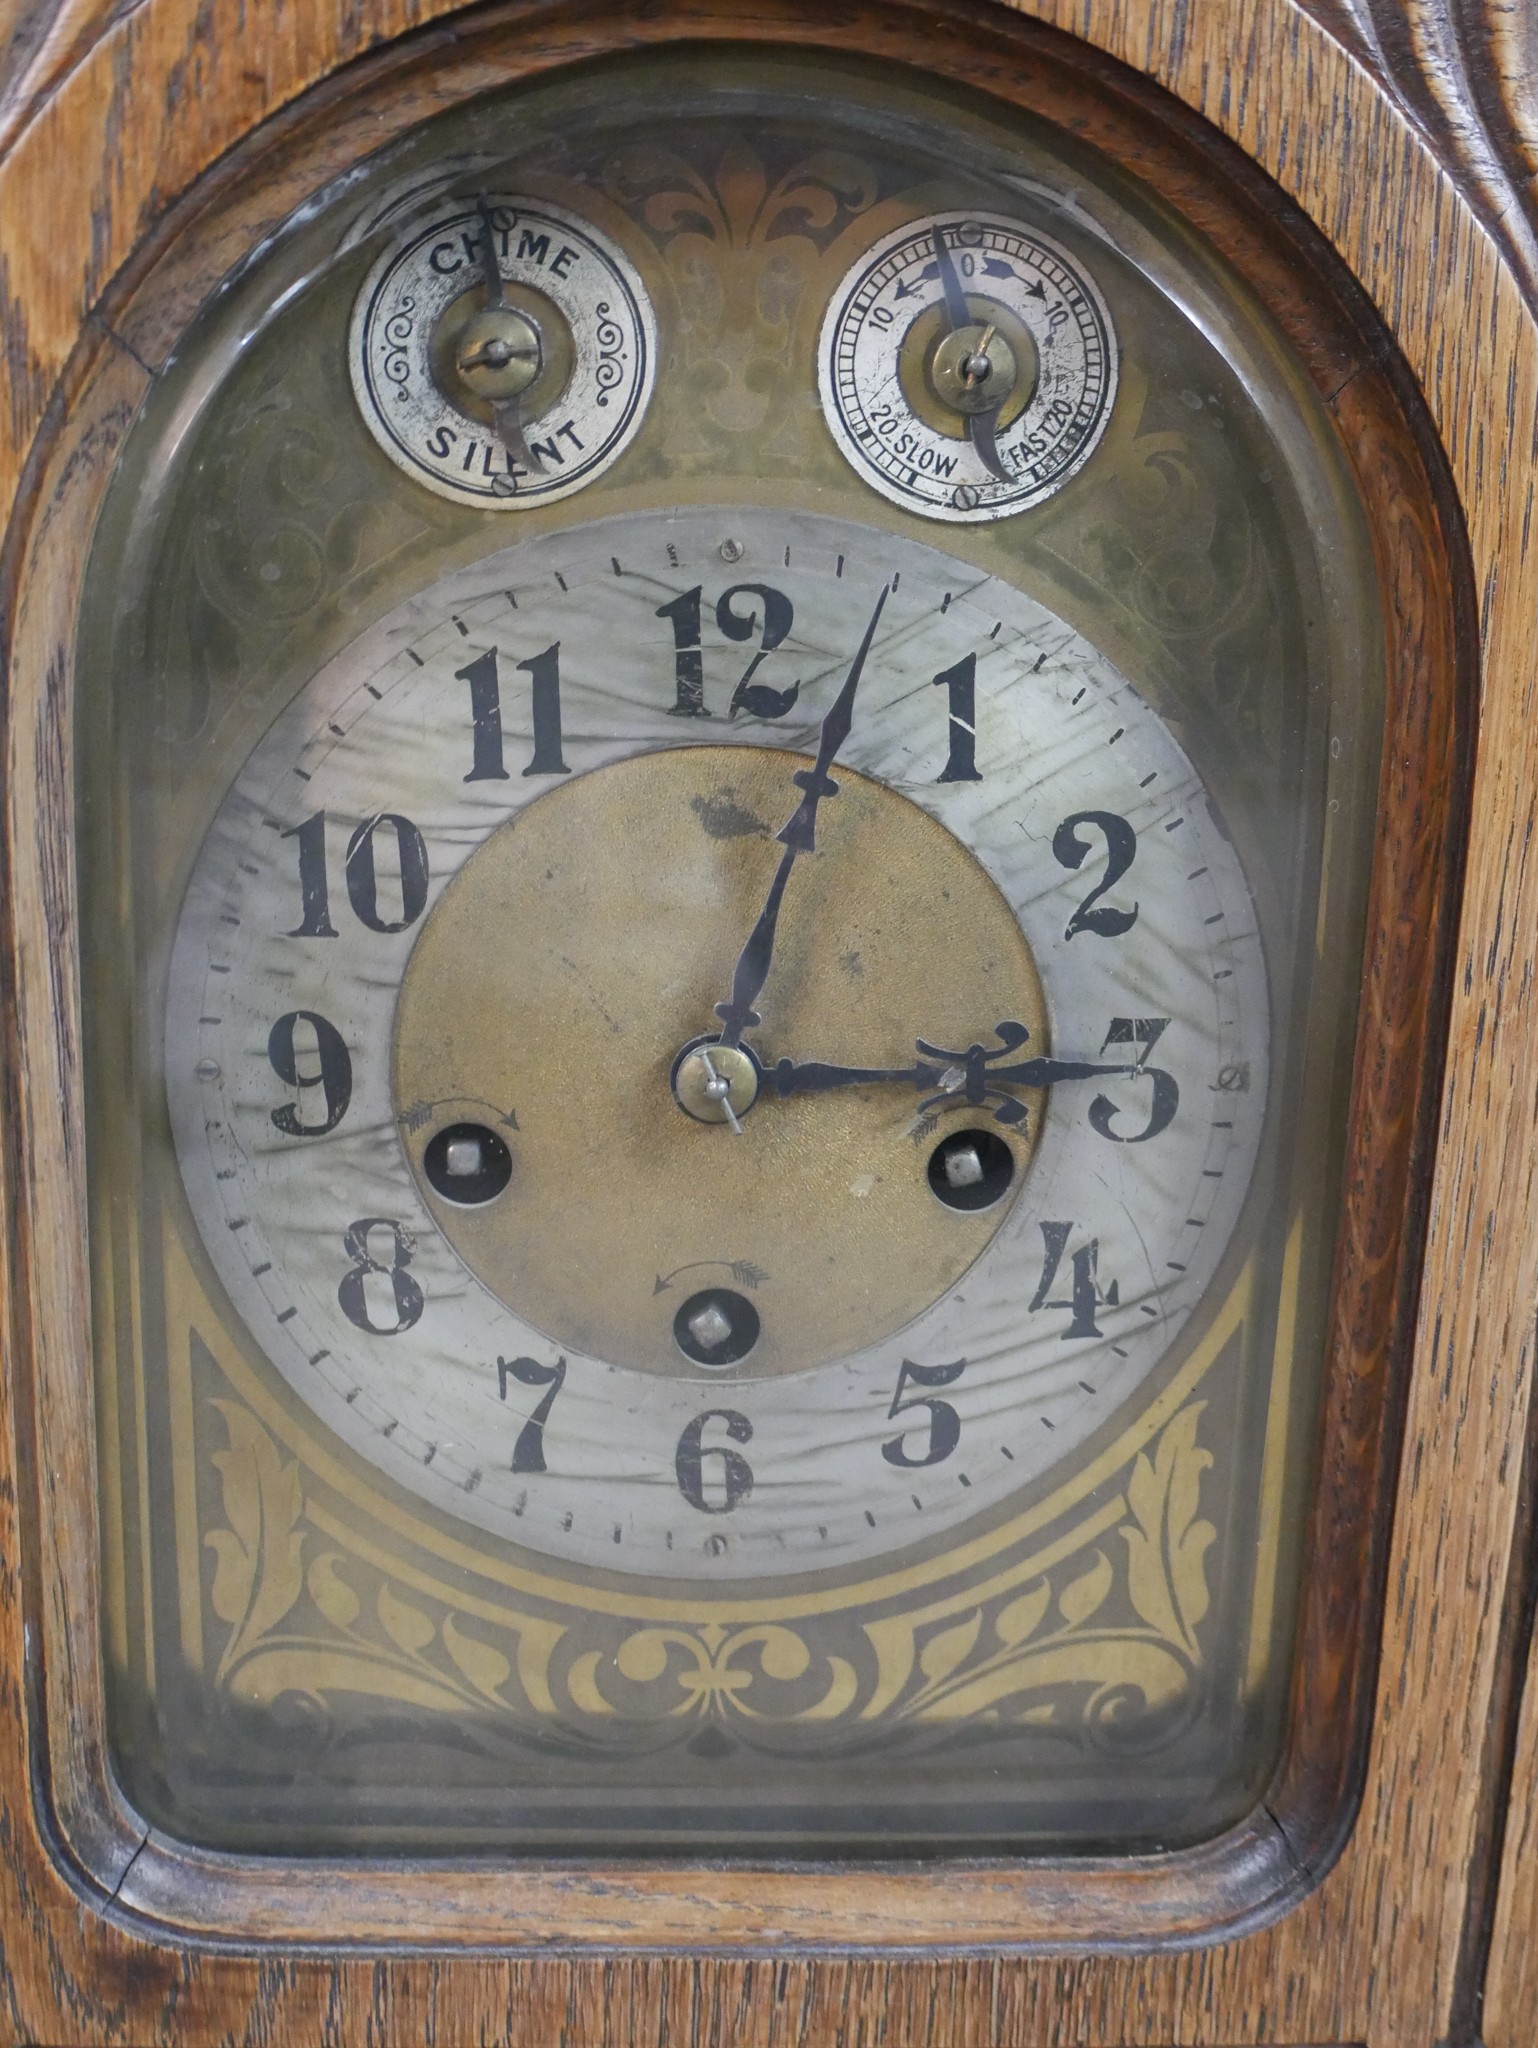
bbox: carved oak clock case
[0,1,1534,2045]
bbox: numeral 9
[267,1009,352,1135]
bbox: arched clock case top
[1,2,1534,2046]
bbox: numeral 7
[498,1353,567,1474]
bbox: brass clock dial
[166,508,1265,1577]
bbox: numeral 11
[454,644,570,779]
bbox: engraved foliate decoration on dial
[348,195,657,508]
[166,508,1266,1582]
[818,212,1117,521]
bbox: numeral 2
[1053,811,1139,938]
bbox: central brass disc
[393,747,1047,1379]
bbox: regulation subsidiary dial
[819,211,1118,521]
[349,193,657,509]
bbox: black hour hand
[770,1020,1168,1133]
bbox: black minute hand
[713,585,890,1047]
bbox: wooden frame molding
[0,1,1533,2043]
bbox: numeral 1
[518,642,570,775]
[455,648,509,781]
[656,586,707,717]
[933,652,983,782]
[282,811,337,936]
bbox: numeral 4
[1029,1223,1119,1338]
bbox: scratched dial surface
[166,506,1267,1580]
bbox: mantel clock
[3,0,1535,2043]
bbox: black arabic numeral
[456,647,509,781]
[338,1218,424,1335]
[345,812,429,933]
[718,583,801,720]
[498,1354,567,1474]
[282,811,338,936]
[657,585,707,717]
[1053,810,1139,938]
[267,1010,352,1136]
[1089,1017,1179,1142]
[933,653,983,782]
[518,641,570,774]
[880,1356,966,1468]
[1029,1222,1120,1337]
[675,1408,754,1513]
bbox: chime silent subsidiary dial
[349,194,657,509]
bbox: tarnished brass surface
[394,746,1046,1378]
[671,1041,762,1125]
[452,305,543,401]
[929,322,1019,415]
[899,296,1037,437]
[428,281,574,429]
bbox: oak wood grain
[0,0,1531,2043]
